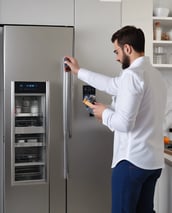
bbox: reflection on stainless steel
[15,133,42,143]
[15,147,42,163]
[15,166,43,181]
[22,98,30,113]
[15,115,43,127]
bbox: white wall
[0,0,74,26]
[122,0,153,59]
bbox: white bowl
[153,8,170,17]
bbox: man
[64,26,167,213]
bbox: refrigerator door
[3,25,73,213]
[67,1,121,213]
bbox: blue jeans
[111,160,162,213]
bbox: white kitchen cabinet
[152,0,172,69]
[152,2,172,210]
[121,0,153,59]
[152,16,172,69]
[156,157,172,213]
[0,0,74,26]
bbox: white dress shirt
[78,56,167,169]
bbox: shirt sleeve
[78,68,120,96]
[102,71,144,132]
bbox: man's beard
[122,53,130,69]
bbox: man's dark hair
[111,26,145,53]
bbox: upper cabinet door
[122,0,153,59]
[0,0,74,26]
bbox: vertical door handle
[63,58,72,179]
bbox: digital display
[15,81,46,93]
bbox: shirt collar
[129,56,150,69]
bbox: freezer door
[3,25,73,213]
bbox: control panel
[82,85,96,116]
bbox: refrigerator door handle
[63,59,72,137]
[63,59,72,179]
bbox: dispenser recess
[11,81,49,184]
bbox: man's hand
[64,56,80,75]
[91,102,107,122]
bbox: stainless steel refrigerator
[0,25,113,213]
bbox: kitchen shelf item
[153,8,170,17]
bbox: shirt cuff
[78,68,90,81]
[102,108,115,132]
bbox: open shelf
[153,64,172,68]
[153,40,172,45]
[153,16,172,26]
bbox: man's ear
[124,44,132,55]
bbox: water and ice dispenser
[11,81,49,184]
